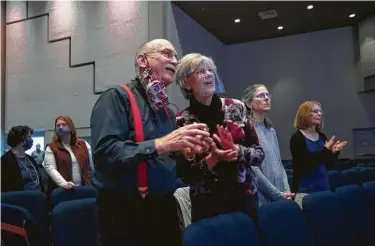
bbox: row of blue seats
[1,187,98,246]
[282,159,375,171]
[3,182,375,246]
[184,182,375,246]
[328,167,375,189]
[283,167,375,189]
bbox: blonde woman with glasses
[290,101,347,206]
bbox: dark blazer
[289,130,339,193]
[1,150,45,193]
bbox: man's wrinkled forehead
[148,40,177,54]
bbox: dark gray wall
[166,5,374,159]
[221,27,375,159]
[165,3,225,111]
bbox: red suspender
[1,222,28,237]
[121,85,148,198]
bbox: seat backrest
[257,200,316,246]
[327,170,344,190]
[363,181,375,209]
[285,169,293,176]
[1,191,49,246]
[183,212,260,246]
[342,168,361,186]
[1,203,36,246]
[335,185,375,246]
[51,198,98,246]
[302,191,356,246]
[282,160,292,169]
[50,186,98,209]
[334,159,354,171]
[360,168,375,183]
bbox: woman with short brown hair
[290,101,347,204]
[44,116,93,194]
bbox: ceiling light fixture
[278,26,283,30]
[234,18,240,23]
[349,13,356,18]
[307,5,314,10]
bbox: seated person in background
[31,143,48,187]
[175,53,264,223]
[242,84,294,206]
[1,125,44,193]
[31,143,44,166]
[290,101,347,205]
[44,116,93,195]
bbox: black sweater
[289,130,339,193]
[1,150,45,193]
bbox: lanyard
[16,156,39,187]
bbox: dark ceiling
[173,1,375,45]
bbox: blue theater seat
[50,186,98,209]
[363,181,375,210]
[342,168,362,186]
[302,191,356,246]
[51,198,98,246]
[285,169,293,176]
[1,191,49,246]
[334,159,353,171]
[327,170,344,190]
[257,200,316,246]
[1,203,37,246]
[282,160,292,169]
[183,212,260,246]
[359,168,375,183]
[335,185,375,246]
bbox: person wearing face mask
[1,125,44,193]
[174,53,265,222]
[44,116,93,195]
[242,84,294,206]
[91,40,210,246]
[290,101,348,206]
[31,143,48,187]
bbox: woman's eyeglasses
[311,109,323,114]
[255,93,272,99]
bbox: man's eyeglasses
[145,49,178,61]
[255,93,272,99]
